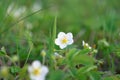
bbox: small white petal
[82,40,85,46]
[67,32,73,38]
[86,43,89,47]
[32,60,41,69]
[30,74,44,80]
[41,66,49,76]
[89,47,92,50]
[58,32,66,38]
[68,39,74,45]
[55,39,61,45]
[59,44,67,49]
[28,66,32,73]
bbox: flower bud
[11,55,19,62]
[41,50,46,57]
[1,66,9,77]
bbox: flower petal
[55,39,61,45]
[32,60,41,69]
[67,32,73,38]
[30,74,45,80]
[82,40,85,46]
[59,44,67,49]
[68,39,74,45]
[66,32,74,45]
[58,32,66,38]
[41,66,49,76]
[28,66,33,73]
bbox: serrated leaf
[19,65,29,80]
[89,71,102,80]
[103,76,120,80]
[0,50,6,56]
[10,66,20,74]
[72,54,95,66]
[49,70,65,80]
[66,48,78,60]
[78,65,97,74]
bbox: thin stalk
[5,55,17,66]
[49,15,57,69]
[68,69,75,78]
[24,48,32,66]
[110,55,115,73]
[42,56,45,65]
[16,37,20,66]
[53,15,57,41]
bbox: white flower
[28,60,49,80]
[55,32,74,49]
[26,22,33,30]
[32,2,42,12]
[7,3,26,18]
[82,40,92,49]
[13,6,26,18]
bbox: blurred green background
[0,0,120,64]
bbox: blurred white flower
[7,3,26,18]
[32,2,42,12]
[26,22,33,30]
[13,6,26,18]
[82,40,92,49]
[55,32,74,49]
[7,3,14,14]
[28,60,49,80]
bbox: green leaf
[103,76,120,80]
[19,65,29,80]
[10,66,20,74]
[66,49,95,67]
[0,50,6,56]
[89,71,102,80]
[49,70,65,80]
[66,48,78,61]
[72,54,95,66]
[78,65,97,74]
[53,15,57,41]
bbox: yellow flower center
[62,37,68,44]
[33,68,41,76]
[84,44,88,48]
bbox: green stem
[68,69,75,78]
[5,55,17,66]
[24,48,32,66]
[42,56,45,65]
[110,55,115,73]
[49,15,57,69]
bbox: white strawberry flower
[55,32,74,49]
[82,40,92,49]
[28,60,49,80]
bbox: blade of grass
[0,8,43,34]
[53,15,57,42]
[48,15,57,69]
